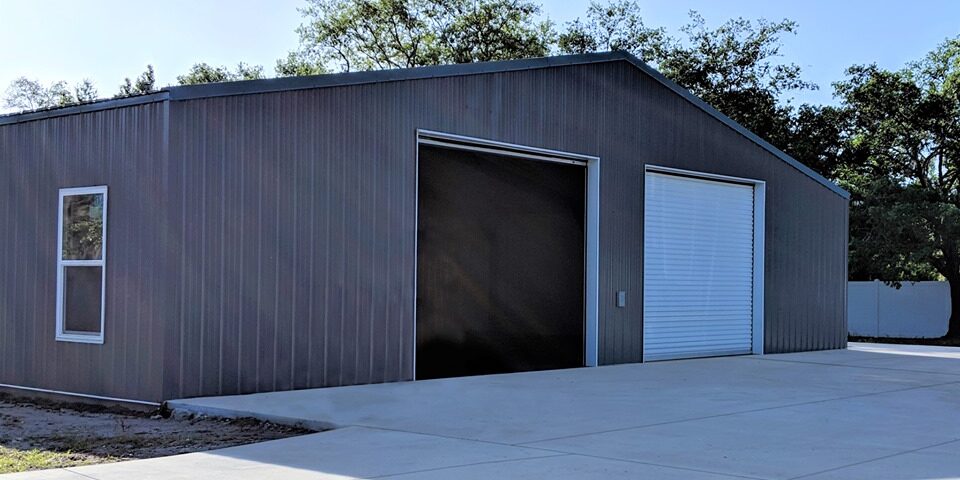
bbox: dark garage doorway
[416,143,586,380]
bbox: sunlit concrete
[10,343,960,479]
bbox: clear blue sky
[2,0,958,113]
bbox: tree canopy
[285,0,553,72]
[3,78,98,111]
[557,1,664,61]
[177,63,266,85]
[118,65,157,97]
[836,37,960,334]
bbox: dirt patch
[850,336,960,347]
[0,393,316,474]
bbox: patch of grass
[0,446,105,474]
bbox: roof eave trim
[0,92,170,126]
[166,52,626,101]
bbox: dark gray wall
[163,60,847,400]
[0,101,170,402]
[0,58,847,403]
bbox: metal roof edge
[611,51,850,199]
[165,52,624,101]
[0,92,170,126]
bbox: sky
[1,0,958,113]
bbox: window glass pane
[64,266,103,334]
[62,193,104,260]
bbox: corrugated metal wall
[0,59,847,403]
[0,102,169,401]
[164,60,847,400]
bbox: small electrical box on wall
[616,291,627,308]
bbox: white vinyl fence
[848,281,950,338]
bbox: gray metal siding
[0,102,169,402]
[165,89,418,398]
[164,60,846,399]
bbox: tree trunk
[948,277,960,338]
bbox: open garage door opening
[415,138,587,380]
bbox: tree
[3,77,84,111]
[276,51,328,77]
[74,79,99,103]
[837,37,960,336]
[654,12,817,149]
[177,62,265,85]
[557,0,665,61]
[288,0,552,72]
[118,65,157,96]
[438,0,553,64]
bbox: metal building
[0,52,849,406]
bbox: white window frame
[56,185,108,344]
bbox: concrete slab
[47,427,560,480]
[526,380,960,479]
[802,439,960,479]
[169,353,957,445]
[380,454,747,479]
[11,344,960,479]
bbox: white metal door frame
[643,165,765,359]
[414,130,602,379]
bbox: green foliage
[276,51,329,77]
[74,79,99,103]
[558,1,665,61]
[289,0,552,72]
[177,62,265,85]
[440,0,553,64]
[2,78,95,111]
[656,13,816,148]
[847,178,946,283]
[785,104,850,178]
[118,65,156,97]
[837,38,960,288]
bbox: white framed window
[56,186,107,344]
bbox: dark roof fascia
[0,92,170,126]
[166,52,624,101]
[613,52,850,199]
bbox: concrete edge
[164,400,339,432]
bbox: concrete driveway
[9,343,960,479]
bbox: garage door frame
[414,129,602,378]
[643,165,766,359]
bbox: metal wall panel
[0,102,169,402]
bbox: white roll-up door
[643,172,756,361]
